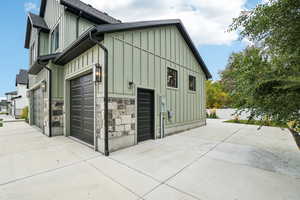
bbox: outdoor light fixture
[41,80,47,92]
[128,81,134,89]
[94,63,102,83]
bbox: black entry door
[137,88,155,142]
[70,73,94,145]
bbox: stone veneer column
[51,99,64,136]
[95,81,105,153]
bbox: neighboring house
[5,91,17,116]
[0,100,8,113]
[11,70,29,118]
[25,0,212,155]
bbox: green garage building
[25,0,211,155]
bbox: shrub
[21,107,29,122]
[207,109,219,119]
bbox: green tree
[206,80,231,109]
[225,0,300,147]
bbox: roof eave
[54,19,212,79]
[28,53,61,75]
[54,27,98,65]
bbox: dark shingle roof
[55,19,212,79]
[28,12,49,30]
[25,13,50,49]
[5,91,17,96]
[60,0,121,24]
[16,69,29,86]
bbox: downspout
[89,31,109,156]
[37,60,52,138]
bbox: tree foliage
[223,0,300,135]
[206,80,231,109]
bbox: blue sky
[0,0,261,98]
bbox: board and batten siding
[43,0,64,53]
[64,45,103,79]
[63,25,206,132]
[63,12,95,49]
[50,63,64,98]
[104,25,206,130]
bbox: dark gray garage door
[137,88,155,142]
[33,87,43,130]
[70,73,94,145]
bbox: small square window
[167,68,178,88]
[189,75,196,91]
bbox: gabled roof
[29,12,49,30]
[40,0,120,24]
[61,0,121,24]
[25,13,50,49]
[16,69,29,86]
[55,19,212,79]
[26,0,120,48]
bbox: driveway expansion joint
[0,154,102,187]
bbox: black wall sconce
[94,63,102,83]
[41,80,47,92]
[128,81,134,89]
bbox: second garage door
[33,87,43,130]
[70,73,94,145]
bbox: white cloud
[82,0,247,46]
[24,2,38,12]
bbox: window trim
[188,75,196,92]
[167,67,178,89]
[30,42,35,66]
[50,24,60,53]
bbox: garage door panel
[70,73,94,145]
[33,88,43,130]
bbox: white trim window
[51,24,59,53]
[167,67,178,88]
[189,75,196,91]
[30,42,35,65]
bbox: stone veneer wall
[51,99,64,136]
[107,97,136,152]
[95,93,136,153]
[43,97,49,136]
[107,97,136,137]
[95,82,104,153]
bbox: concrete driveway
[0,119,299,200]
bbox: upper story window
[167,67,178,88]
[189,75,196,91]
[30,42,35,65]
[51,24,59,53]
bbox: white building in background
[6,70,29,118]
[5,91,17,116]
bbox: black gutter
[37,60,52,138]
[89,31,109,156]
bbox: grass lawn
[224,119,288,128]
[0,119,3,127]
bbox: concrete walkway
[0,120,299,200]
